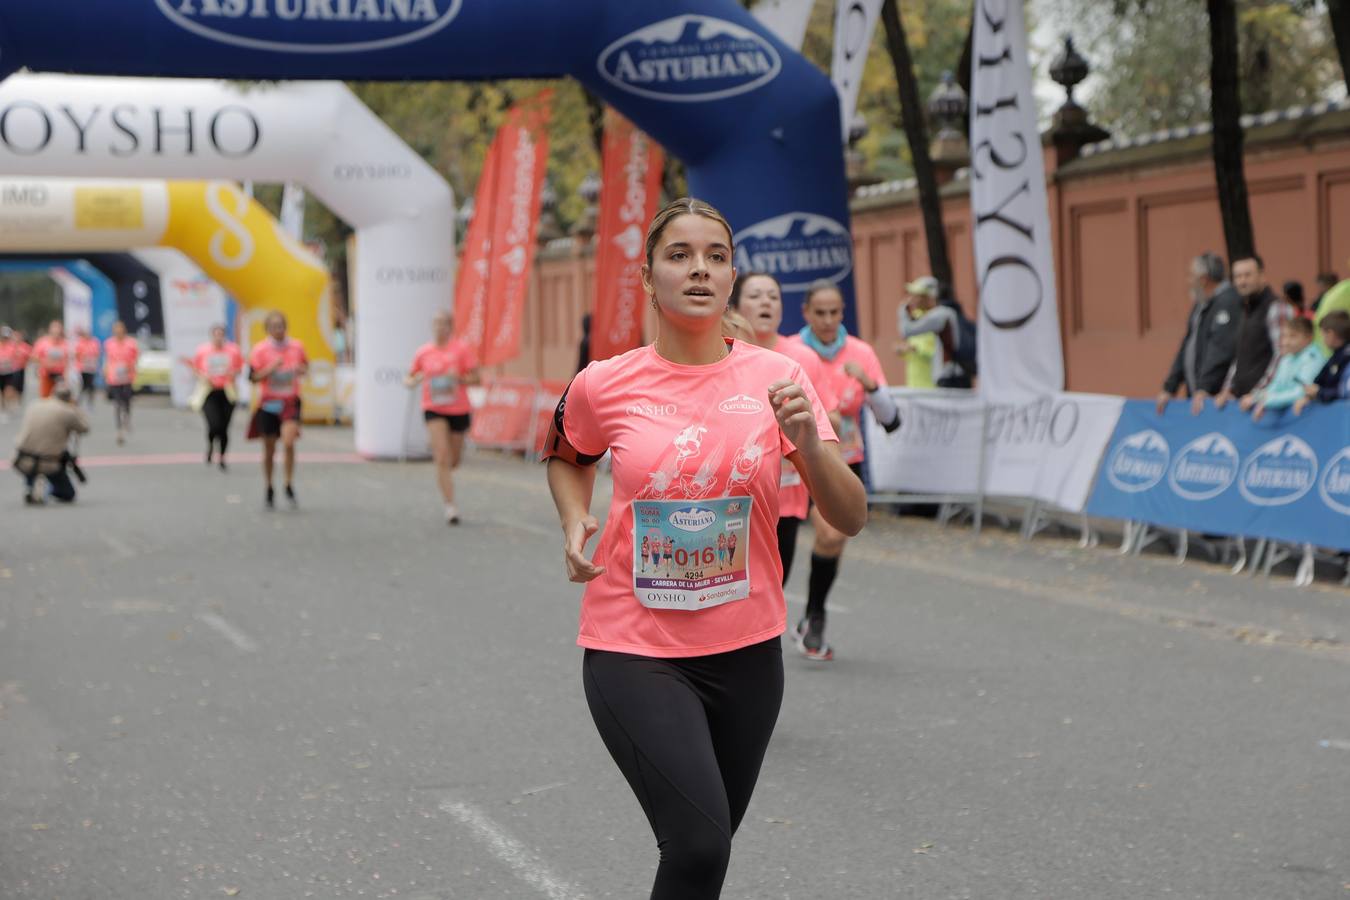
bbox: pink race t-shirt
[74,337,102,373]
[249,338,308,401]
[789,335,886,465]
[410,339,477,415]
[102,336,140,386]
[0,341,25,375]
[769,335,840,519]
[559,341,836,658]
[32,337,69,375]
[193,342,244,389]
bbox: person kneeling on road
[13,383,89,505]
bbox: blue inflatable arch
[0,1,855,334]
[0,259,117,341]
[1,253,164,339]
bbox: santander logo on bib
[669,506,717,533]
[156,0,463,53]
[597,15,782,102]
[719,394,764,415]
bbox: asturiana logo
[733,212,853,292]
[669,506,717,533]
[1106,429,1169,493]
[719,394,764,415]
[1239,435,1318,506]
[597,15,782,102]
[1168,432,1239,501]
[156,0,462,53]
[1318,446,1350,515]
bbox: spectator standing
[1240,317,1326,421]
[895,305,936,389]
[898,276,971,389]
[12,383,89,504]
[1296,311,1350,413]
[1215,255,1292,409]
[1157,252,1241,415]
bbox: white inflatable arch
[0,74,454,457]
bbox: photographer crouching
[13,383,89,505]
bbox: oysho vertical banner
[481,92,553,367]
[591,110,664,364]
[831,0,884,142]
[453,138,501,352]
[970,0,1064,400]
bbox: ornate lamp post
[1049,35,1110,164]
[927,70,968,183]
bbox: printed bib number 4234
[632,496,752,612]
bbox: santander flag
[453,137,500,351]
[590,110,664,363]
[481,91,553,367]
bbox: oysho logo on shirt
[1168,432,1239,501]
[733,212,854,292]
[1318,447,1350,514]
[625,400,677,417]
[668,505,717,533]
[156,0,463,53]
[1107,429,1169,493]
[597,15,782,102]
[1238,435,1318,506]
[719,394,764,415]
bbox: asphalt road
[1,399,1348,899]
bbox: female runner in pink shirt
[73,327,102,409]
[544,198,866,899]
[248,312,308,509]
[102,320,140,445]
[404,310,481,525]
[187,324,244,470]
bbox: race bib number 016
[632,496,752,611]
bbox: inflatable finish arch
[0,2,854,334]
[0,75,452,456]
[0,177,333,418]
[0,258,115,340]
[1,252,165,339]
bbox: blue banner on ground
[1088,400,1350,550]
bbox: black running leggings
[202,389,234,456]
[776,516,801,585]
[583,638,784,899]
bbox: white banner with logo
[751,0,815,50]
[831,0,884,142]
[864,389,1125,512]
[969,0,1064,400]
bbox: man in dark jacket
[1215,254,1292,409]
[1158,252,1241,415]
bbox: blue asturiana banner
[1088,400,1350,550]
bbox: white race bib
[632,497,752,611]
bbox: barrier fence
[455,379,1348,583]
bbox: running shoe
[445,504,460,526]
[206,447,213,465]
[218,459,227,472]
[265,486,275,509]
[285,484,298,510]
[798,617,833,662]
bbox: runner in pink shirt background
[102,320,140,446]
[544,198,866,898]
[731,270,849,591]
[73,327,102,409]
[32,320,69,399]
[789,280,900,661]
[186,324,244,470]
[0,326,27,421]
[404,310,481,525]
[248,311,308,510]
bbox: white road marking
[439,799,587,900]
[197,612,261,654]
